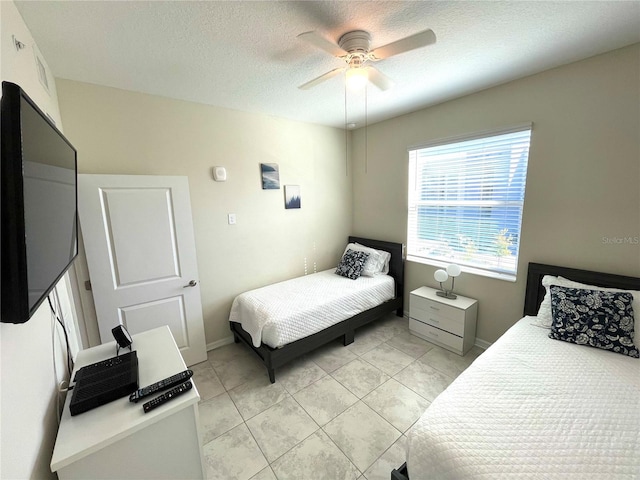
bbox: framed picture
[284,185,301,209]
[260,163,280,189]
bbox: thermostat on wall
[212,166,227,182]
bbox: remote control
[129,369,193,403]
[142,381,192,413]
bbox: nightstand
[409,286,478,356]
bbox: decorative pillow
[532,275,640,333]
[340,243,391,276]
[342,243,382,277]
[335,249,370,280]
[548,286,639,358]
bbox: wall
[1,2,79,479]
[352,44,640,344]
[54,80,352,346]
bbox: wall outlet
[228,213,236,225]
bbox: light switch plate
[228,213,236,225]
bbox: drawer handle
[429,306,440,311]
[428,331,438,337]
[429,318,439,324]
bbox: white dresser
[50,326,205,479]
[409,286,478,356]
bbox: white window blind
[407,125,532,279]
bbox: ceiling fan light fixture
[298,28,436,91]
[346,67,368,90]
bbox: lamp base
[436,290,457,300]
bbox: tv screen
[1,81,78,323]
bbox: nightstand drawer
[410,310,464,336]
[409,318,464,352]
[410,294,465,322]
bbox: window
[407,125,532,280]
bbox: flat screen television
[1,81,78,323]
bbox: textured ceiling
[14,1,640,128]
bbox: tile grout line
[358,346,419,378]
[223,377,275,472]
[266,363,368,478]
[352,400,404,474]
[318,415,364,479]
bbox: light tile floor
[192,313,483,480]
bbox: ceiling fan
[297,28,436,91]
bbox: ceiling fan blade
[367,66,394,91]
[370,29,436,60]
[298,68,345,90]
[297,31,347,57]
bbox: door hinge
[84,280,92,291]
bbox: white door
[78,174,207,366]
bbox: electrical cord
[48,290,74,422]
[48,294,73,376]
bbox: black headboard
[348,236,405,300]
[524,262,640,316]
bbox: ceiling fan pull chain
[365,84,368,174]
[344,81,348,177]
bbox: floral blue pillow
[549,285,638,358]
[335,249,369,280]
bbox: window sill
[406,255,518,283]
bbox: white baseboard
[474,337,492,350]
[207,336,235,352]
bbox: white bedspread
[407,317,640,479]
[229,269,395,348]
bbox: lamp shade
[446,264,462,277]
[434,269,449,283]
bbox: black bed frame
[523,262,640,316]
[391,261,640,480]
[230,236,405,383]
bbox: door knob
[183,280,197,288]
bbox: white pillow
[532,275,640,335]
[361,243,391,275]
[341,243,390,277]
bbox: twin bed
[395,262,640,479]
[229,236,404,383]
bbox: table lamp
[434,264,462,299]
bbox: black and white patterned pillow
[335,249,370,280]
[549,285,638,358]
